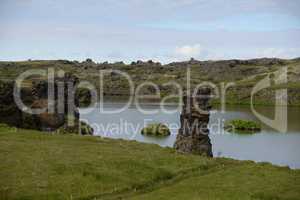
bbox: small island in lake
[141,123,171,137]
[225,119,261,133]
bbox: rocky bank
[0,73,93,135]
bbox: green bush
[0,123,17,132]
[141,123,171,137]
[0,123,10,129]
[225,119,261,133]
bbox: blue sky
[0,0,300,63]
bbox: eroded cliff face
[0,73,93,135]
[174,88,213,157]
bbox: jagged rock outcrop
[0,80,22,126]
[0,73,93,135]
[174,88,213,157]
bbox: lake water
[80,103,300,169]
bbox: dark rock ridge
[168,57,287,67]
[174,88,213,157]
[0,73,93,135]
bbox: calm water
[80,103,300,169]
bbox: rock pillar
[174,88,213,157]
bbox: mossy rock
[57,121,94,135]
[80,121,94,135]
[225,119,261,134]
[76,88,95,107]
[141,123,170,137]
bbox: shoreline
[79,99,300,108]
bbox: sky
[0,0,300,63]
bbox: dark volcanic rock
[174,88,213,157]
[0,73,93,135]
[0,81,23,126]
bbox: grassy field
[1,126,300,200]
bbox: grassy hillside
[0,58,300,106]
[1,126,300,200]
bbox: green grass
[0,126,300,200]
[225,119,261,133]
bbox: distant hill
[0,57,299,106]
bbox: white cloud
[174,44,203,58]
